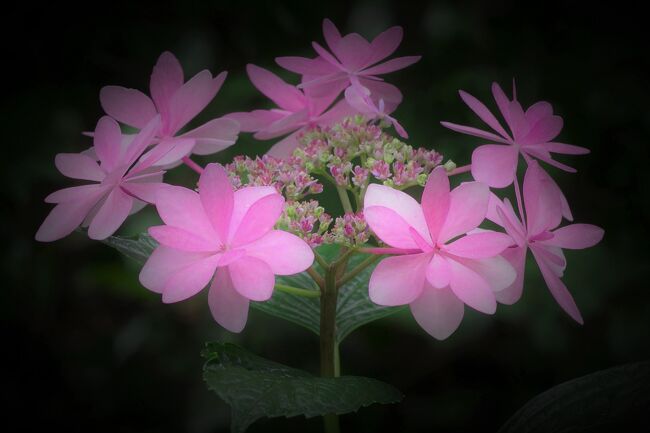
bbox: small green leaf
[102,232,157,264]
[499,361,650,433]
[202,342,402,433]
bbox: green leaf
[498,361,650,433]
[202,342,402,433]
[101,232,157,264]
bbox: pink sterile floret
[139,163,314,332]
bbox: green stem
[320,263,341,433]
[337,254,381,287]
[307,266,325,289]
[274,284,320,298]
[314,250,329,270]
[336,186,354,214]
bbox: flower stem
[182,156,204,174]
[337,254,381,287]
[274,284,320,298]
[307,266,325,289]
[320,263,340,433]
[336,186,354,214]
[448,164,471,176]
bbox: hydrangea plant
[36,18,604,433]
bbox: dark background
[2,1,649,432]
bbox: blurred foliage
[2,0,649,432]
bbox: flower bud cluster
[276,200,332,247]
[325,212,370,247]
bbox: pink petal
[344,85,375,115]
[460,255,517,293]
[149,225,218,252]
[139,246,213,294]
[524,147,577,173]
[369,253,429,306]
[245,230,314,275]
[543,142,590,155]
[208,267,250,333]
[142,137,195,167]
[522,115,563,145]
[265,129,303,159]
[254,109,308,139]
[332,33,371,69]
[445,231,513,259]
[471,144,518,188]
[99,86,157,129]
[161,254,220,303]
[122,115,162,169]
[364,183,431,247]
[228,256,275,301]
[35,195,101,242]
[315,98,357,125]
[494,204,527,247]
[525,101,553,124]
[546,224,604,249]
[410,284,464,340]
[440,121,510,144]
[45,184,109,204]
[93,116,122,171]
[167,70,226,134]
[361,56,421,75]
[531,248,583,324]
[275,56,338,75]
[447,257,496,314]
[225,110,285,132]
[247,64,306,112]
[121,179,164,204]
[358,79,403,106]
[366,26,403,66]
[496,246,527,304]
[523,162,563,235]
[198,163,233,240]
[155,185,219,241]
[322,18,342,52]
[55,153,104,181]
[228,186,282,244]
[459,90,511,140]
[426,253,451,289]
[508,100,528,141]
[150,51,184,116]
[438,181,490,243]
[182,118,239,155]
[87,187,134,240]
[491,82,512,127]
[421,166,450,243]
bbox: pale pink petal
[139,246,213,294]
[471,144,518,188]
[445,231,513,259]
[35,195,101,242]
[167,70,227,134]
[228,186,281,243]
[315,98,357,125]
[358,79,403,106]
[545,224,604,249]
[231,194,284,246]
[361,56,421,75]
[365,206,423,250]
[265,129,303,159]
[522,115,563,145]
[45,184,109,204]
[150,51,184,116]
[323,18,342,51]
[459,90,511,140]
[93,116,122,171]
[245,230,314,275]
[161,254,220,303]
[494,204,527,247]
[155,185,218,241]
[225,110,285,132]
[366,26,403,66]
[440,121,510,144]
[491,82,512,128]
[421,166,450,243]
[369,253,429,306]
[410,284,464,340]
[523,162,563,235]
[508,100,528,141]
[425,253,451,289]
[247,64,306,111]
[524,101,553,125]
[143,137,195,167]
[254,109,308,139]
[496,246,526,304]
[228,256,275,301]
[543,142,590,155]
[459,255,517,293]
[122,115,162,169]
[99,86,157,129]
[208,267,249,333]
[55,153,105,181]
[149,225,218,252]
[531,248,583,324]
[122,181,164,204]
[344,85,375,115]
[364,183,431,246]
[333,33,371,69]
[438,182,490,243]
[181,118,239,155]
[199,163,233,241]
[447,257,496,314]
[275,56,338,75]
[87,187,134,240]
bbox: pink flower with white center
[36,116,162,242]
[226,64,355,159]
[276,19,420,106]
[363,167,516,340]
[441,81,590,188]
[139,163,314,332]
[486,162,604,323]
[344,85,408,138]
[100,51,239,166]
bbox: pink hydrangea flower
[363,167,516,340]
[226,64,354,158]
[36,116,162,242]
[486,161,604,323]
[441,81,590,188]
[344,85,408,138]
[276,19,420,106]
[100,51,239,166]
[139,163,315,332]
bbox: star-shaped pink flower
[139,163,315,332]
[36,116,163,242]
[363,167,515,340]
[441,81,590,188]
[100,51,239,166]
[486,161,604,323]
[344,84,408,138]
